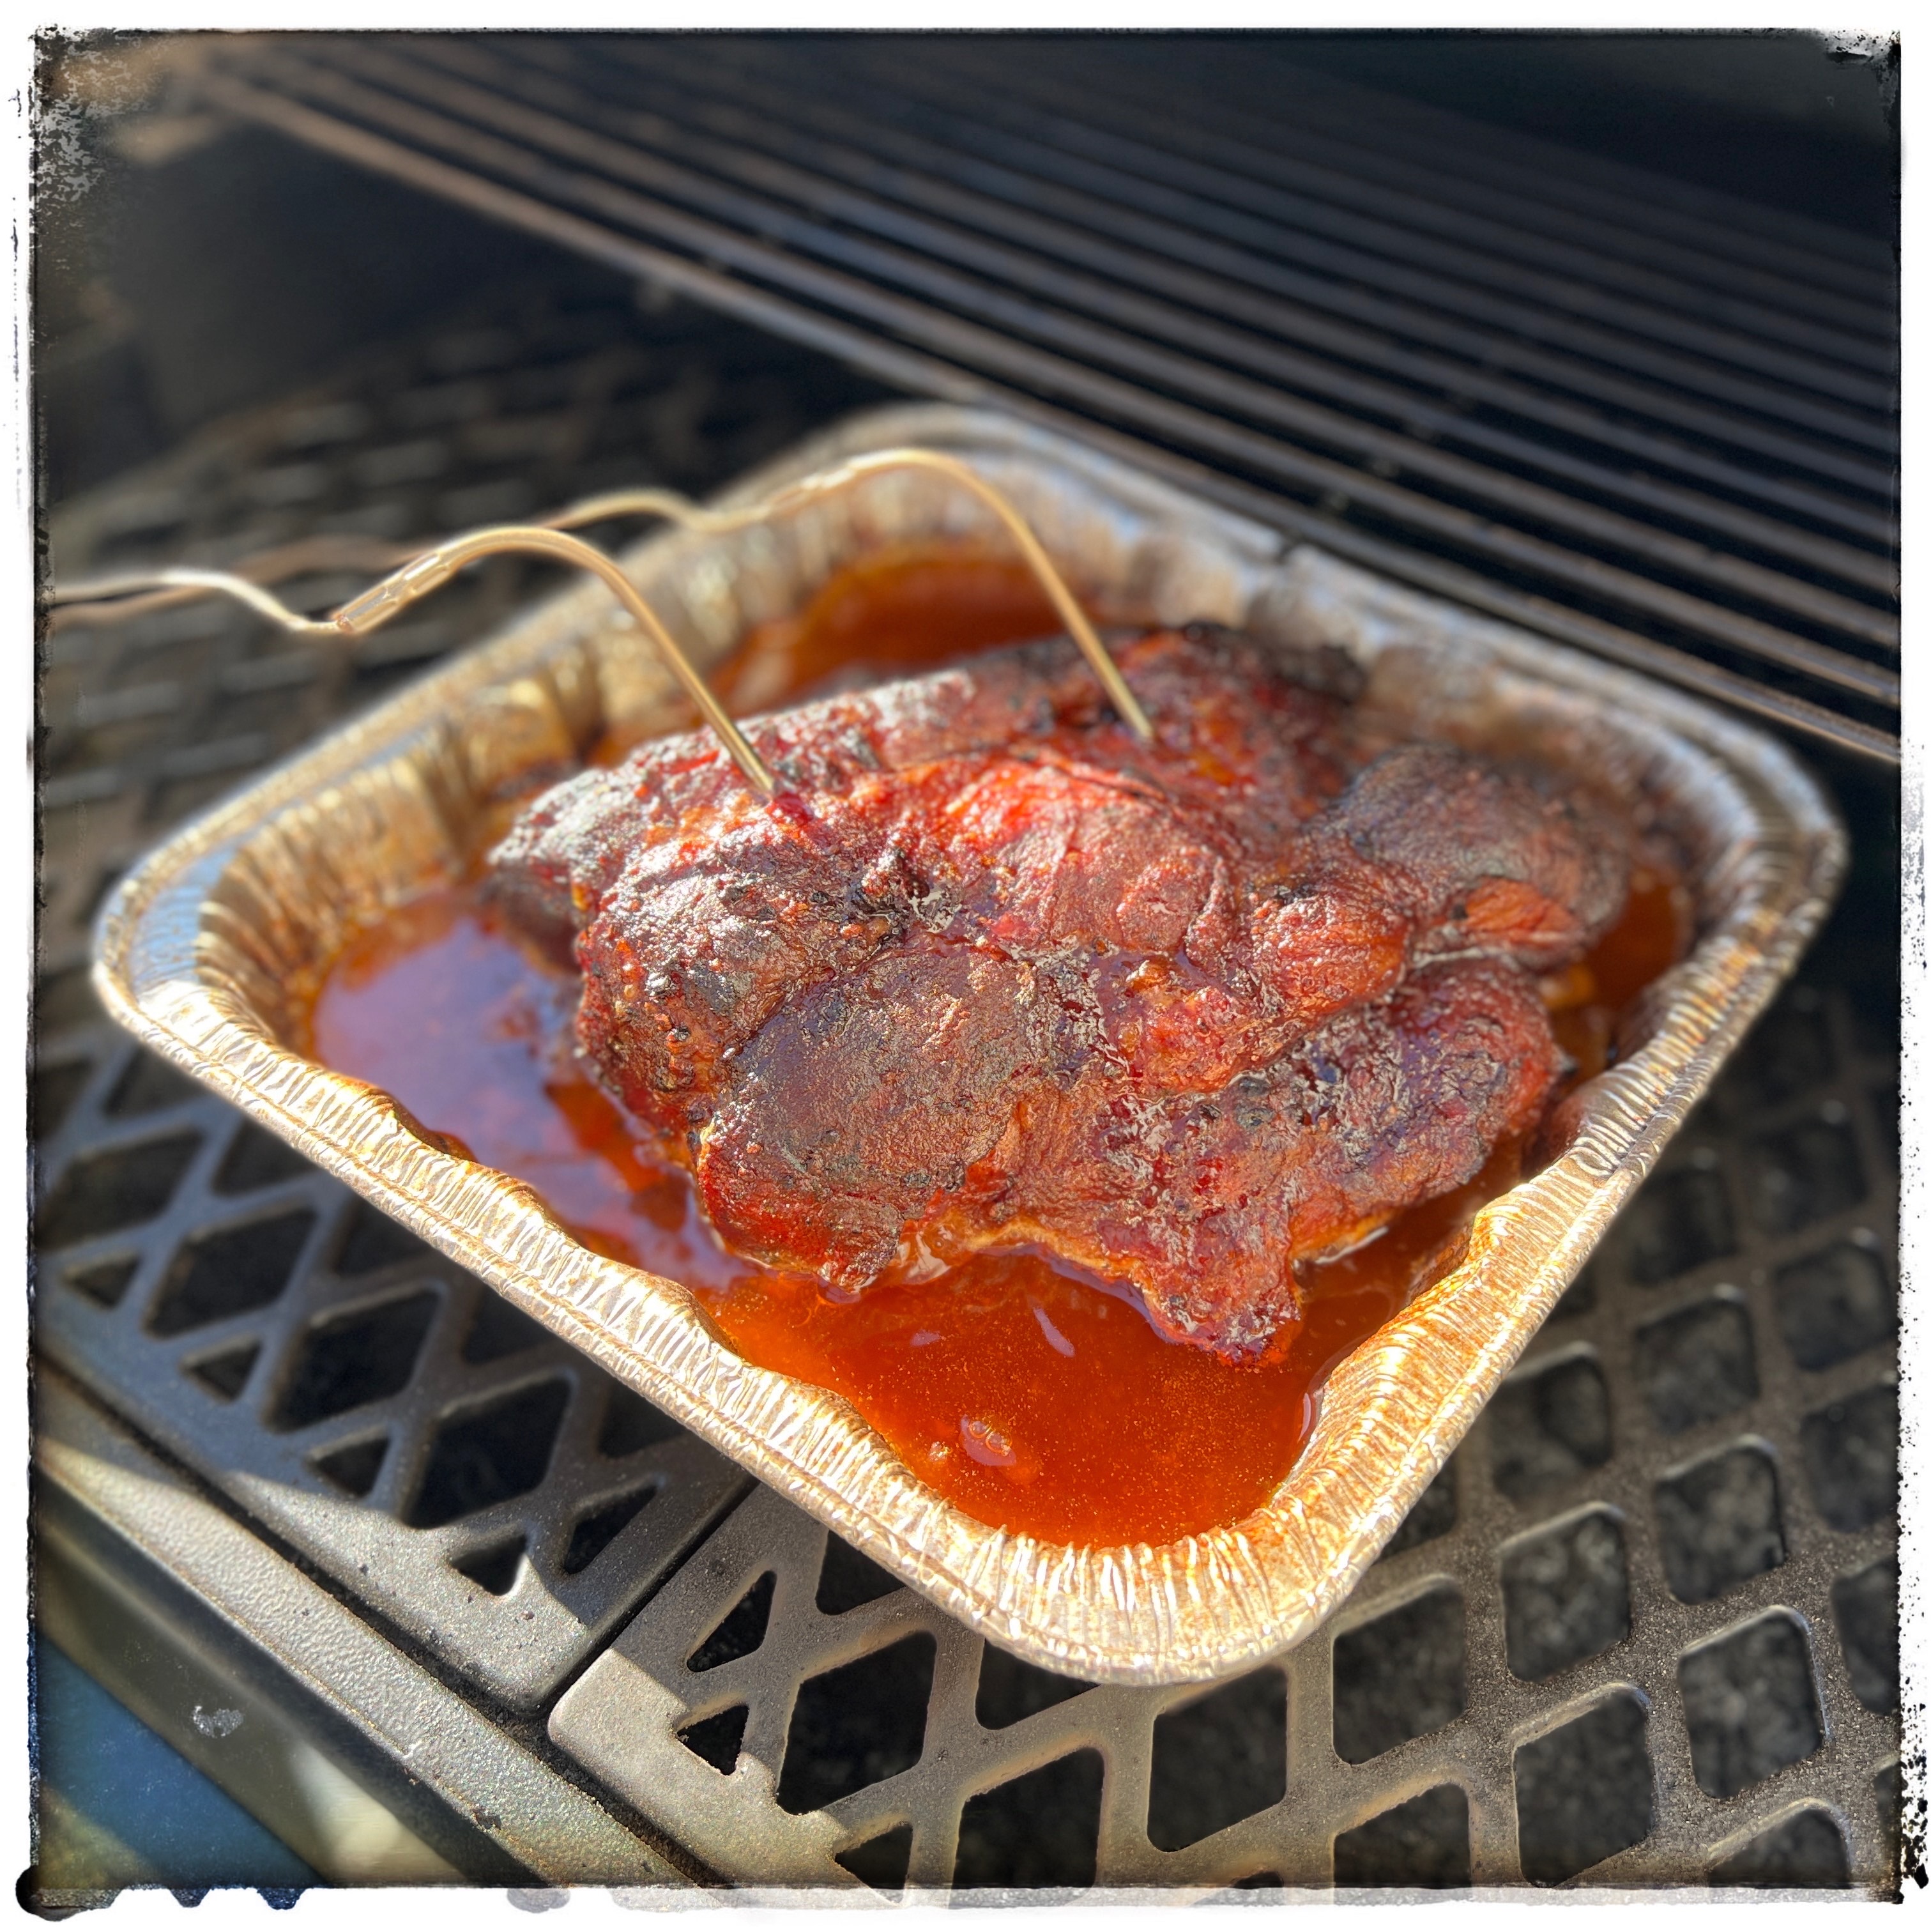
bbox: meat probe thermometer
[49,448,1154,797]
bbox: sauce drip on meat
[305,546,1688,1545]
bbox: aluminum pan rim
[91,402,1845,1685]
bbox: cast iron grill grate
[162,30,1899,761]
[35,155,1899,1889]
[33,1031,751,1710]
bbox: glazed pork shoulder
[489,626,1628,1357]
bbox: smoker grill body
[32,31,1903,1900]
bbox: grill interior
[34,34,1902,1896]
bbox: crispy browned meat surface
[490,625,1627,1356]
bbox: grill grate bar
[204,43,1898,733]
[648,37,1897,485]
[1139,44,1896,289]
[594,38,1897,549]
[703,37,1895,446]
[188,54,1899,764]
[386,36,1892,658]
[686,82,1888,515]
[837,38,1897,396]
[1072,43,1895,337]
[523,38,1895,600]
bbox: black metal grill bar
[605,38,1895,549]
[665,44,1897,514]
[712,40,1896,444]
[1072,45,1895,341]
[540,39,1884,587]
[1141,40,1896,291]
[1089,435,1904,763]
[251,43,1900,692]
[849,38,1896,387]
[579,58,1892,618]
[699,40,1900,483]
[191,42,1898,763]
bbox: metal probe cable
[47,447,1152,794]
[549,448,1156,742]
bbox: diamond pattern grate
[550,970,1898,1890]
[33,1022,750,1710]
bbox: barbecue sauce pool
[306,544,1688,1547]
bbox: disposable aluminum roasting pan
[92,403,1844,1687]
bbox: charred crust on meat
[489,625,1627,1358]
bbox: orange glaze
[307,549,1691,1545]
[310,885,1540,1546]
[1543,865,1693,1087]
[590,542,1065,763]
[723,540,1064,703]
